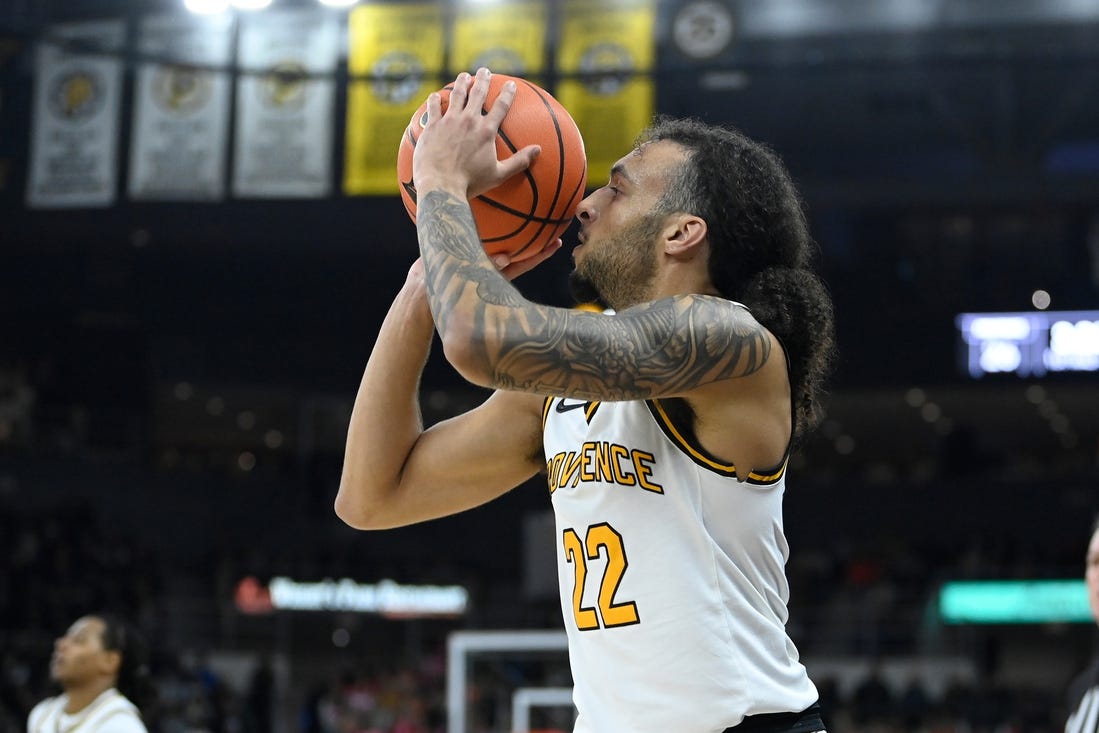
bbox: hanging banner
[233,10,339,198]
[129,14,234,201]
[343,2,444,196]
[556,0,655,185]
[0,37,23,194]
[450,0,547,78]
[27,20,125,208]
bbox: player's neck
[63,681,114,714]
[651,266,720,304]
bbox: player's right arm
[335,258,548,531]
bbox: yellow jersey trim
[648,399,786,484]
[541,395,555,431]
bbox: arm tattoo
[417,190,772,400]
[418,190,527,335]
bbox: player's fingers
[448,71,471,113]
[467,67,491,115]
[501,238,561,280]
[485,78,517,127]
[424,91,443,125]
[497,144,540,181]
[535,237,563,261]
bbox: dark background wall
[1,2,1098,731]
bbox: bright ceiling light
[184,0,230,13]
[317,0,359,7]
[231,0,273,9]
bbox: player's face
[570,141,687,309]
[1087,529,1099,625]
[50,616,117,686]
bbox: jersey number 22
[563,522,641,630]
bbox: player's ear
[99,649,121,676]
[663,214,707,257]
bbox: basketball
[397,74,587,262]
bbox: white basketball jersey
[28,688,147,733]
[542,397,818,733]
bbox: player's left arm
[418,190,772,401]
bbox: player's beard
[568,214,663,310]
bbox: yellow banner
[344,2,445,195]
[450,1,547,79]
[556,0,655,185]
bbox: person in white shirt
[1065,517,1099,733]
[27,614,151,733]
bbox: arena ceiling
[2,0,1099,201]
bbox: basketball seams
[397,74,586,261]
[477,80,576,256]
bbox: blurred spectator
[897,675,932,730]
[851,662,894,726]
[0,364,35,448]
[246,656,274,732]
[26,614,153,732]
[1064,515,1099,732]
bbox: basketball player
[27,614,151,733]
[336,67,835,733]
[1065,516,1099,732]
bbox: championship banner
[27,20,125,208]
[556,0,655,185]
[129,14,234,201]
[450,0,547,78]
[233,10,339,198]
[343,2,444,196]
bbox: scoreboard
[956,310,1099,378]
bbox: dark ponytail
[740,266,836,441]
[97,614,156,713]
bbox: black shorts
[722,702,826,733]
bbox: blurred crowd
[0,514,1082,733]
[1,353,1096,733]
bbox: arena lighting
[230,0,272,9]
[183,0,230,13]
[939,580,1092,624]
[316,0,360,7]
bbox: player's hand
[412,67,541,200]
[490,238,562,280]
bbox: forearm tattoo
[418,190,771,400]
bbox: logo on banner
[470,48,527,77]
[152,66,212,114]
[371,51,424,105]
[48,69,104,120]
[673,0,735,59]
[260,60,308,111]
[578,43,634,96]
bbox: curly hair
[638,116,837,440]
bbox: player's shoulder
[27,695,62,729]
[674,293,766,330]
[1066,657,1099,711]
[93,696,148,733]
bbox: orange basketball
[397,74,587,262]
